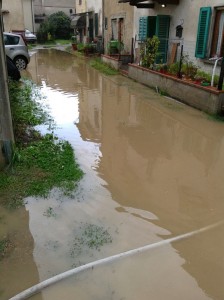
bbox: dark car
[6,55,21,81]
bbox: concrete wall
[2,0,25,31]
[102,54,122,70]
[128,63,224,115]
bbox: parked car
[6,55,21,81]
[25,29,37,43]
[3,32,30,70]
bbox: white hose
[9,220,223,300]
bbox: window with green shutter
[139,17,149,41]
[195,7,212,58]
[138,15,170,62]
[156,15,170,63]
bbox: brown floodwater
[1,48,224,300]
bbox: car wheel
[13,56,27,70]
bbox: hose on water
[9,220,224,300]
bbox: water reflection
[20,49,224,300]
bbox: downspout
[102,0,104,53]
[31,0,35,33]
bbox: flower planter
[127,63,224,115]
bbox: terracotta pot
[72,43,77,51]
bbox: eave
[118,0,179,6]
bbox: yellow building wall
[104,0,134,54]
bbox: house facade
[33,0,75,31]
[117,0,224,75]
[2,0,34,33]
[103,0,134,55]
[72,0,102,44]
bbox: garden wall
[102,54,132,70]
[128,64,224,115]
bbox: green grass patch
[89,58,119,75]
[0,80,83,209]
[207,113,224,122]
[55,39,71,45]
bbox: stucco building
[71,0,102,44]
[33,0,75,31]
[2,0,34,33]
[117,0,224,74]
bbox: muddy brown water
[1,49,224,299]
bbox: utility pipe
[209,56,223,87]
[9,220,224,300]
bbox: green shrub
[140,36,160,68]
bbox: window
[138,15,170,63]
[79,0,82,5]
[195,6,224,58]
[211,8,224,57]
[4,34,20,45]
[111,19,118,40]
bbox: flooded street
[1,49,224,299]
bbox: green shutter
[148,16,156,38]
[195,7,211,58]
[89,19,94,41]
[95,13,98,36]
[139,17,148,41]
[156,15,170,63]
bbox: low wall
[101,55,122,70]
[102,54,132,70]
[128,64,224,115]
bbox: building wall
[33,0,75,32]
[131,0,223,74]
[87,0,102,37]
[104,0,134,54]
[76,0,86,14]
[2,0,25,31]
[23,0,35,32]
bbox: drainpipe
[31,0,35,33]
[102,0,104,53]
[209,56,223,87]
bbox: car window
[4,35,20,45]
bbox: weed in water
[43,207,57,218]
[69,223,112,258]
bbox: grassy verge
[89,58,119,75]
[0,79,83,209]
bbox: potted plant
[107,40,124,55]
[71,36,78,50]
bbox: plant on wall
[107,40,124,55]
[140,36,160,68]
